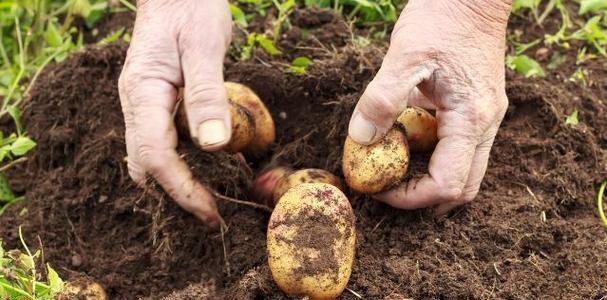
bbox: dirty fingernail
[198,119,229,148]
[349,112,377,144]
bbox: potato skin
[225,82,275,155]
[224,102,256,153]
[58,278,107,300]
[251,167,293,205]
[268,183,356,300]
[396,106,438,153]
[272,169,343,205]
[342,128,409,194]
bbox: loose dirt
[0,8,606,300]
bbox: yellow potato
[224,102,255,153]
[396,106,438,153]
[268,183,356,300]
[272,169,343,205]
[225,82,275,155]
[342,128,409,194]
[58,278,107,300]
[251,166,293,205]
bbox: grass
[0,0,132,215]
[508,0,607,78]
[0,227,64,299]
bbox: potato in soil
[396,106,438,153]
[225,82,275,155]
[271,169,342,205]
[342,128,409,194]
[267,183,356,300]
[57,278,107,300]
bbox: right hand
[118,0,233,227]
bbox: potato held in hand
[268,183,355,300]
[342,128,409,194]
[58,277,107,300]
[225,82,275,155]
[397,106,438,153]
[175,82,275,154]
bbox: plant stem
[0,157,28,172]
[119,0,137,12]
[18,226,36,298]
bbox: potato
[272,169,342,205]
[174,82,274,154]
[224,102,256,153]
[342,128,409,194]
[225,82,275,155]
[396,106,438,153]
[58,278,107,300]
[267,183,355,300]
[251,167,293,205]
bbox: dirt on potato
[1,7,607,300]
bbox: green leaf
[10,136,36,156]
[565,109,579,125]
[45,21,63,48]
[579,0,607,15]
[85,1,109,28]
[279,0,295,12]
[255,35,282,56]
[0,174,15,202]
[8,105,22,136]
[288,57,312,75]
[229,3,248,28]
[291,56,312,67]
[71,0,92,17]
[506,55,545,78]
[47,264,64,295]
[512,0,540,12]
[18,253,34,271]
[304,0,331,8]
[97,27,125,45]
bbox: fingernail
[198,119,229,147]
[349,112,377,144]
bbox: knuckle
[437,184,464,202]
[361,81,399,119]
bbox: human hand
[347,0,512,214]
[118,0,232,227]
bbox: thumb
[348,52,435,145]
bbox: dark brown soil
[1,7,606,300]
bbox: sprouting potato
[267,183,356,300]
[174,82,275,155]
[396,106,438,153]
[342,128,409,194]
[58,278,107,300]
[272,169,342,205]
[225,82,275,155]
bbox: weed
[0,227,64,299]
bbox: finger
[348,52,435,145]
[434,128,497,215]
[129,79,220,226]
[179,1,232,151]
[119,75,146,184]
[374,109,476,209]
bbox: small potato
[225,82,275,155]
[396,106,438,153]
[58,278,107,300]
[272,169,342,205]
[251,167,293,205]
[268,183,355,300]
[342,128,409,194]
